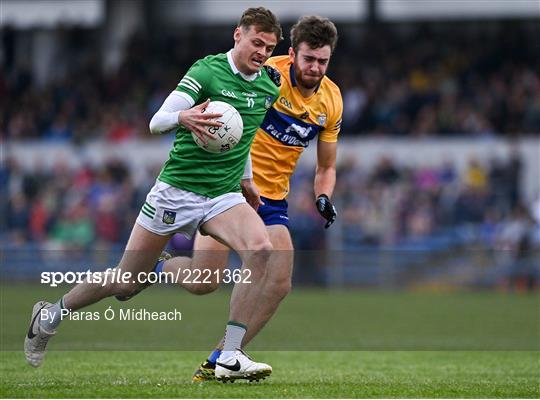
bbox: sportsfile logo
[40,268,252,287]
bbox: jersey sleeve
[264,57,279,69]
[175,60,210,103]
[319,86,343,143]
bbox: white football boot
[24,301,56,367]
[215,349,272,382]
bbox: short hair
[238,7,283,42]
[290,16,338,53]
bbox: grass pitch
[1,350,538,398]
[1,283,539,397]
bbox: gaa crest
[264,96,274,110]
[162,210,176,225]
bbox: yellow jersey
[251,55,343,200]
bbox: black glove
[263,65,281,87]
[315,194,337,229]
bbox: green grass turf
[1,350,538,398]
[1,284,539,397]
[1,284,538,351]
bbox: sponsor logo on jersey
[287,123,312,139]
[265,123,312,147]
[221,89,238,99]
[279,96,292,109]
[261,108,322,148]
[163,210,176,225]
[242,91,257,97]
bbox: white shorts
[136,180,246,239]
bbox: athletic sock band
[226,320,247,330]
[222,321,247,351]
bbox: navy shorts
[258,196,289,227]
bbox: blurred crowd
[337,23,540,136]
[2,20,539,141]
[288,151,538,248]
[349,154,532,243]
[2,151,538,253]
[2,18,539,288]
[1,156,152,248]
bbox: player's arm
[314,140,337,199]
[241,154,264,211]
[149,61,222,144]
[149,95,222,144]
[314,140,338,229]
[148,91,197,133]
[315,88,343,228]
[314,143,337,228]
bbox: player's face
[290,42,332,90]
[233,25,278,75]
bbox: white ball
[191,101,243,153]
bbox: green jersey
[158,51,279,198]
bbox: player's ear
[233,27,242,43]
[288,47,295,63]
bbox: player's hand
[241,179,264,211]
[179,99,222,145]
[315,194,337,229]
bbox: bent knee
[269,278,292,300]
[249,239,274,260]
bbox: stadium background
[1,1,539,398]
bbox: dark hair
[290,15,338,53]
[238,7,283,41]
